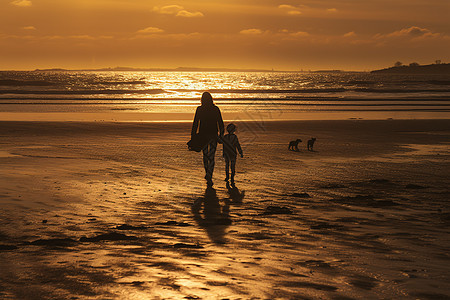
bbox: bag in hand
[187,134,210,152]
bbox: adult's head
[201,92,214,107]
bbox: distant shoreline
[1,67,363,73]
[0,64,449,74]
[33,67,285,73]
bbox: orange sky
[1,0,449,70]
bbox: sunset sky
[1,0,449,71]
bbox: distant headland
[11,63,449,74]
[371,62,450,75]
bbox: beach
[1,119,449,299]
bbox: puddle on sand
[362,143,450,163]
[0,150,22,158]
[401,144,450,156]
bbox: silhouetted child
[222,123,243,185]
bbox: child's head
[227,123,236,133]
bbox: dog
[288,139,302,151]
[307,138,316,151]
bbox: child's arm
[236,136,243,157]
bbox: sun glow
[0,0,448,70]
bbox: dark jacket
[222,133,242,159]
[191,105,224,139]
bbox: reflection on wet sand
[2,120,450,299]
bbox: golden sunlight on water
[0,71,449,121]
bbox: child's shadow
[226,182,245,204]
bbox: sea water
[0,71,449,120]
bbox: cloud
[41,36,63,40]
[278,4,302,15]
[343,31,356,37]
[290,31,309,37]
[0,34,114,41]
[278,4,296,10]
[137,27,164,34]
[153,5,203,18]
[387,26,433,38]
[287,10,302,15]
[128,31,204,41]
[69,35,95,40]
[153,5,183,15]
[22,26,36,30]
[240,29,263,35]
[176,10,204,18]
[10,0,32,7]
[327,8,338,13]
[66,35,113,41]
[167,32,202,40]
[278,30,309,39]
[375,26,446,41]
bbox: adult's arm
[217,107,224,137]
[191,107,200,137]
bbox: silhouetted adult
[191,92,224,186]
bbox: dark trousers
[202,139,217,181]
[224,155,236,181]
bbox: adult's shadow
[191,187,231,244]
[226,182,245,204]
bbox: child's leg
[230,158,236,183]
[224,157,230,181]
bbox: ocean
[1,71,449,121]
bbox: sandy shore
[0,119,449,299]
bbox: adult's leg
[203,146,209,174]
[202,139,217,183]
[207,140,217,180]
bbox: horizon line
[1,66,369,73]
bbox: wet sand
[0,119,449,299]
